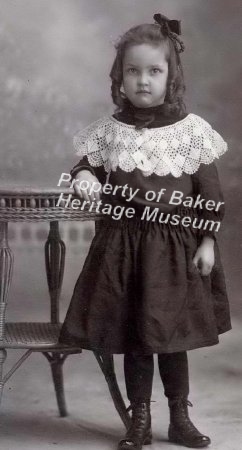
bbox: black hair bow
[153,13,181,35]
[153,13,184,53]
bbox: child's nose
[138,72,149,85]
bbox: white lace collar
[73,113,228,178]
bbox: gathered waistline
[97,206,206,232]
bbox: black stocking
[158,351,189,399]
[124,353,154,403]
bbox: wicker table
[0,186,130,428]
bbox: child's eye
[151,68,162,74]
[127,68,137,74]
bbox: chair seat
[0,322,82,351]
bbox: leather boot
[168,398,211,448]
[118,402,152,450]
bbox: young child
[59,13,231,450]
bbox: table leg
[94,353,131,430]
[42,352,68,417]
[0,222,14,405]
[45,221,65,323]
[45,221,68,416]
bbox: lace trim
[73,114,228,178]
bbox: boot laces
[126,403,150,438]
[172,399,203,436]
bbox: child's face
[122,43,169,108]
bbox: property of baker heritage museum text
[57,173,224,233]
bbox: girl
[59,14,231,450]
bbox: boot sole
[118,429,152,449]
[168,428,211,448]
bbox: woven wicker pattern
[0,206,103,222]
[0,188,103,222]
[1,322,62,348]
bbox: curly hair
[110,23,186,117]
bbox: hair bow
[153,13,184,53]
[153,13,181,35]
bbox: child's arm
[70,156,106,202]
[192,162,225,237]
[192,162,224,275]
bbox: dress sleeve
[192,162,225,240]
[70,156,107,184]
[70,119,108,183]
[70,156,95,178]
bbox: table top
[0,186,73,195]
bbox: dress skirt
[59,214,231,354]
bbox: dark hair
[110,23,186,117]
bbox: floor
[0,320,241,450]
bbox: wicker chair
[0,186,131,429]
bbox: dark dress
[59,105,231,354]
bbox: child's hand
[73,170,102,202]
[192,236,215,276]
